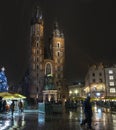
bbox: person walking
[18,100,24,112]
[80,96,93,129]
[10,100,15,118]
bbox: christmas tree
[0,67,9,92]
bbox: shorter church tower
[52,22,65,99]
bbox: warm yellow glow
[84,86,90,93]
[75,90,78,94]
[91,83,105,91]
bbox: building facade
[29,6,65,101]
[104,66,116,97]
[84,63,116,99]
[68,82,84,100]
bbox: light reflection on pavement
[0,105,116,130]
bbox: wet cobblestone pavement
[0,105,116,130]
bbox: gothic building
[29,6,66,101]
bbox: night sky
[0,0,116,84]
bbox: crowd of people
[0,98,24,115]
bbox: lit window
[109,70,113,74]
[109,82,114,86]
[109,75,114,80]
[110,88,116,93]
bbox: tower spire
[31,6,43,25]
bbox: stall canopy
[0,92,26,100]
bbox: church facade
[29,6,66,101]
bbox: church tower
[52,22,65,98]
[29,6,44,99]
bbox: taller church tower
[29,6,44,99]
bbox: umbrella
[3,95,16,100]
[0,92,26,100]
[13,93,26,99]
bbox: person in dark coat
[80,96,93,129]
[10,101,15,118]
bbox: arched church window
[46,63,52,75]
[57,52,60,56]
[37,50,39,54]
[37,43,38,47]
[37,65,39,70]
[37,57,39,62]
[57,43,60,48]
